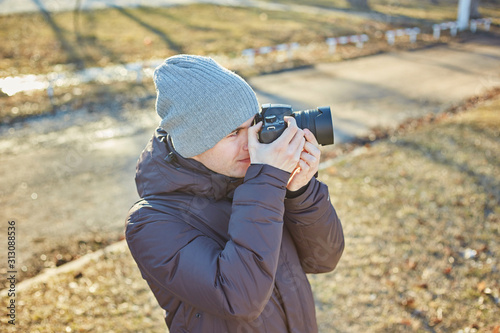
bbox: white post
[288,42,299,59]
[409,28,420,43]
[338,36,349,45]
[450,22,458,36]
[326,38,337,54]
[259,46,273,55]
[47,80,55,105]
[470,19,477,32]
[457,0,471,31]
[433,24,441,40]
[349,35,363,48]
[275,43,287,61]
[484,18,491,31]
[242,49,255,66]
[276,44,288,52]
[136,65,143,83]
[386,31,395,45]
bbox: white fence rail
[242,18,493,66]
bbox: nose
[242,129,249,151]
[242,138,249,151]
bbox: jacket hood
[135,128,244,201]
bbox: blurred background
[0,0,499,331]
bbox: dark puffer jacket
[125,128,344,332]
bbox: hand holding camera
[286,128,321,192]
[248,117,305,173]
[248,103,334,189]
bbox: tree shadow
[311,3,443,27]
[31,0,85,69]
[448,40,500,62]
[109,5,183,54]
[394,130,500,218]
[136,5,225,34]
[74,8,122,65]
[385,51,483,77]
[366,9,439,26]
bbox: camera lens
[293,106,334,145]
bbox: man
[126,55,344,332]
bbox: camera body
[254,104,292,144]
[254,103,334,145]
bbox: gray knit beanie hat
[154,55,260,158]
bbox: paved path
[0,35,499,284]
[0,0,231,14]
[0,0,339,14]
[0,0,384,21]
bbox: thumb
[247,121,263,146]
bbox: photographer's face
[191,116,254,178]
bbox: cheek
[216,144,238,162]
[225,141,242,157]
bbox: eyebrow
[229,126,245,134]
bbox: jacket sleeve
[284,178,344,274]
[126,164,289,321]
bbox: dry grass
[263,0,500,24]
[313,95,500,332]
[2,93,499,332]
[0,4,372,77]
[371,0,500,25]
[0,242,164,333]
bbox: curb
[0,240,128,297]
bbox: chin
[231,165,250,178]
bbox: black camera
[254,104,334,145]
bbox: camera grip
[259,123,287,143]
